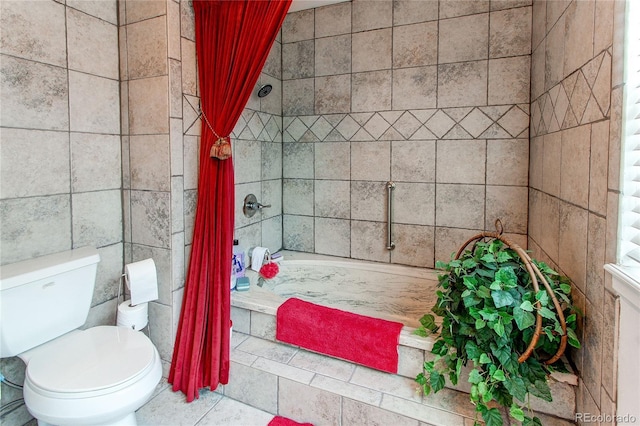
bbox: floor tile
[137,384,223,426]
[196,397,274,426]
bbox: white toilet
[0,247,162,426]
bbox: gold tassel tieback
[200,108,232,160]
[210,137,232,160]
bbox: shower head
[257,84,272,98]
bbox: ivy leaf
[513,306,536,330]
[469,368,483,384]
[476,285,491,299]
[523,416,543,426]
[432,340,448,356]
[481,253,496,263]
[470,384,479,402]
[464,295,482,308]
[555,291,572,304]
[495,267,518,288]
[492,290,515,308]
[480,308,499,322]
[529,379,552,402]
[509,405,525,422]
[504,377,527,402]
[468,307,482,320]
[491,345,512,367]
[535,290,549,306]
[430,370,446,393]
[435,260,448,269]
[419,314,439,333]
[479,353,492,364]
[413,328,429,337]
[477,267,496,277]
[538,306,556,319]
[478,380,488,397]
[493,319,505,337]
[489,281,502,291]
[490,240,504,253]
[491,369,506,382]
[496,251,513,262]
[544,327,555,341]
[463,259,478,270]
[482,407,504,426]
[559,283,572,294]
[465,341,482,360]
[567,327,581,348]
[463,275,478,289]
[566,313,577,324]
[520,300,535,312]
[476,318,486,329]
[455,358,463,380]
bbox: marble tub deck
[233,250,441,330]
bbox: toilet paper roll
[250,247,270,272]
[117,300,148,331]
[125,258,158,306]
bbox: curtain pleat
[169,0,291,402]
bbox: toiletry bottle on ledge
[231,239,246,291]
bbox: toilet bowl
[21,326,162,426]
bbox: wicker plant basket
[453,221,568,365]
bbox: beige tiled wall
[0,0,122,315]
[528,0,624,422]
[281,0,532,268]
[231,38,285,254]
[0,1,121,423]
[120,0,176,370]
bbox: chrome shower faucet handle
[243,194,271,218]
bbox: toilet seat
[22,326,162,426]
[26,326,156,399]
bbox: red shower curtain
[169,0,291,402]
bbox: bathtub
[231,250,440,349]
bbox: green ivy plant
[415,239,581,426]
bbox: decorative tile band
[531,48,612,137]
[282,104,530,143]
[183,94,283,143]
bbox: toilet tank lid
[0,247,100,291]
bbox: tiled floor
[136,382,277,426]
[135,328,577,426]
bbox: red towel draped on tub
[276,298,404,373]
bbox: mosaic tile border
[182,94,283,143]
[531,48,612,137]
[282,105,530,143]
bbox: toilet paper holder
[243,194,271,218]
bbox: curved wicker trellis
[453,221,568,365]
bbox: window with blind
[620,0,640,267]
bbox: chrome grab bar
[386,181,395,250]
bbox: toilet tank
[0,247,101,358]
